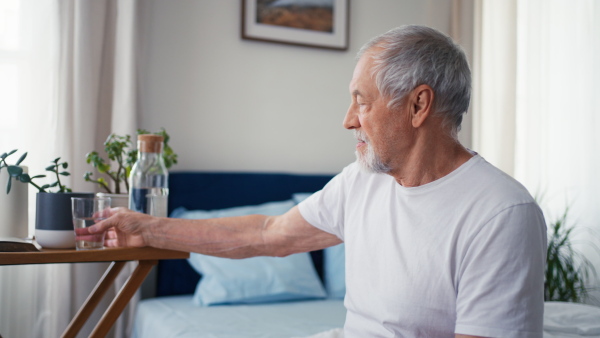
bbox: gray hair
[358,25,471,137]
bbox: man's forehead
[354,54,373,76]
[349,54,377,95]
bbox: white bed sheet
[133,297,600,338]
[132,295,346,338]
[543,301,600,338]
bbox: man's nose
[343,105,360,130]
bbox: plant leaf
[6,176,11,194]
[7,165,23,177]
[15,152,27,166]
[59,172,70,176]
[98,163,111,173]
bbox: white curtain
[473,0,600,305]
[0,0,140,337]
[472,0,517,176]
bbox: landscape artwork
[242,0,348,50]
[256,0,335,33]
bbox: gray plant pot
[35,192,94,249]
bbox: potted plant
[0,150,30,238]
[83,128,177,207]
[1,150,93,248]
[545,208,598,303]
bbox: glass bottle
[129,134,169,217]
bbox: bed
[132,171,600,338]
[132,171,345,338]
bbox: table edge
[0,247,190,265]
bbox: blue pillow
[188,253,326,306]
[324,243,346,299]
[173,199,326,306]
[292,192,314,204]
[170,199,296,219]
[293,192,346,299]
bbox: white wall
[138,0,470,174]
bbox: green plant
[84,134,135,194]
[84,128,177,194]
[545,208,597,302]
[0,150,72,193]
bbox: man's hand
[75,207,154,248]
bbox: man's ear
[410,84,434,128]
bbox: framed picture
[241,0,349,51]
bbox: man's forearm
[95,206,339,257]
[145,214,270,258]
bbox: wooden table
[0,246,189,338]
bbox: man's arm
[82,206,341,257]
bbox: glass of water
[71,197,111,250]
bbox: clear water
[73,217,106,250]
[129,187,169,217]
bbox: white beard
[354,130,392,174]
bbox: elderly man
[82,25,547,337]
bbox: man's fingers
[74,227,90,235]
[104,238,119,247]
[89,211,127,234]
[105,229,118,239]
[75,234,97,242]
[89,207,136,233]
[110,206,129,216]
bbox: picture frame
[241,0,349,51]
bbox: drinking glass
[71,197,111,250]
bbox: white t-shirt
[298,155,547,338]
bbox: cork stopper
[138,134,164,153]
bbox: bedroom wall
[137,0,472,174]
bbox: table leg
[89,259,158,338]
[62,261,127,338]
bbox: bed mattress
[134,296,600,338]
[132,295,346,338]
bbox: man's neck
[389,138,473,187]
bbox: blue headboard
[157,171,335,297]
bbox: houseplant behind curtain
[0,0,139,337]
[474,0,600,305]
[514,0,600,304]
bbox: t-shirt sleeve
[455,202,547,338]
[298,165,354,241]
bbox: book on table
[0,237,40,252]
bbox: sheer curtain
[0,0,140,337]
[473,0,600,304]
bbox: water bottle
[129,134,169,217]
